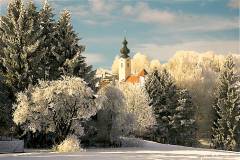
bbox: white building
[118,38,148,86]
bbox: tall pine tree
[0,0,44,92]
[54,10,97,89]
[211,56,240,151]
[0,75,11,134]
[38,0,57,80]
[172,89,197,146]
[0,0,47,134]
[145,69,197,145]
[145,69,178,144]
[0,1,98,134]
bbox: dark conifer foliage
[0,0,44,92]
[211,56,240,151]
[0,0,97,134]
[145,69,197,146]
[55,10,97,89]
[173,89,197,146]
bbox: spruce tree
[211,56,240,151]
[172,89,197,146]
[54,10,97,89]
[38,0,57,80]
[62,52,98,90]
[0,0,47,135]
[145,69,197,145]
[145,69,178,144]
[0,75,12,133]
[0,0,44,92]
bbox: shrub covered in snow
[55,135,81,152]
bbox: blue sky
[0,0,239,69]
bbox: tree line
[0,0,239,152]
[0,0,96,134]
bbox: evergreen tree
[0,0,98,138]
[172,89,197,146]
[62,52,98,90]
[145,69,197,146]
[38,0,57,80]
[54,10,97,89]
[0,0,44,92]
[211,56,240,151]
[0,1,97,91]
[0,75,12,134]
[145,69,178,144]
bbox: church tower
[119,37,131,82]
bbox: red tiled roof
[125,75,140,84]
[138,69,148,77]
[125,69,148,84]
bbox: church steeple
[120,37,130,58]
[118,37,131,82]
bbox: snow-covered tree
[150,59,161,71]
[54,10,97,89]
[131,53,150,74]
[0,76,12,133]
[0,0,44,92]
[145,69,197,145]
[118,83,156,137]
[95,84,128,145]
[0,0,47,132]
[145,69,178,143]
[166,51,240,138]
[13,76,99,144]
[38,0,57,80]
[62,52,98,91]
[211,56,240,151]
[172,89,197,146]
[111,53,161,75]
[111,56,119,75]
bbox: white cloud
[171,15,239,32]
[134,40,239,61]
[84,53,106,64]
[123,2,176,24]
[228,0,240,9]
[66,6,88,16]
[89,0,117,15]
[56,0,118,26]
[122,2,238,32]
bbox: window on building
[127,63,129,67]
[121,63,123,68]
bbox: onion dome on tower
[120,37,130,58]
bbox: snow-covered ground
[0,145,239,160]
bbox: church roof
[126,75,139,84]
[125,69,148,84]
[137,69,148,76]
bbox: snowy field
[0,146,239,160]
